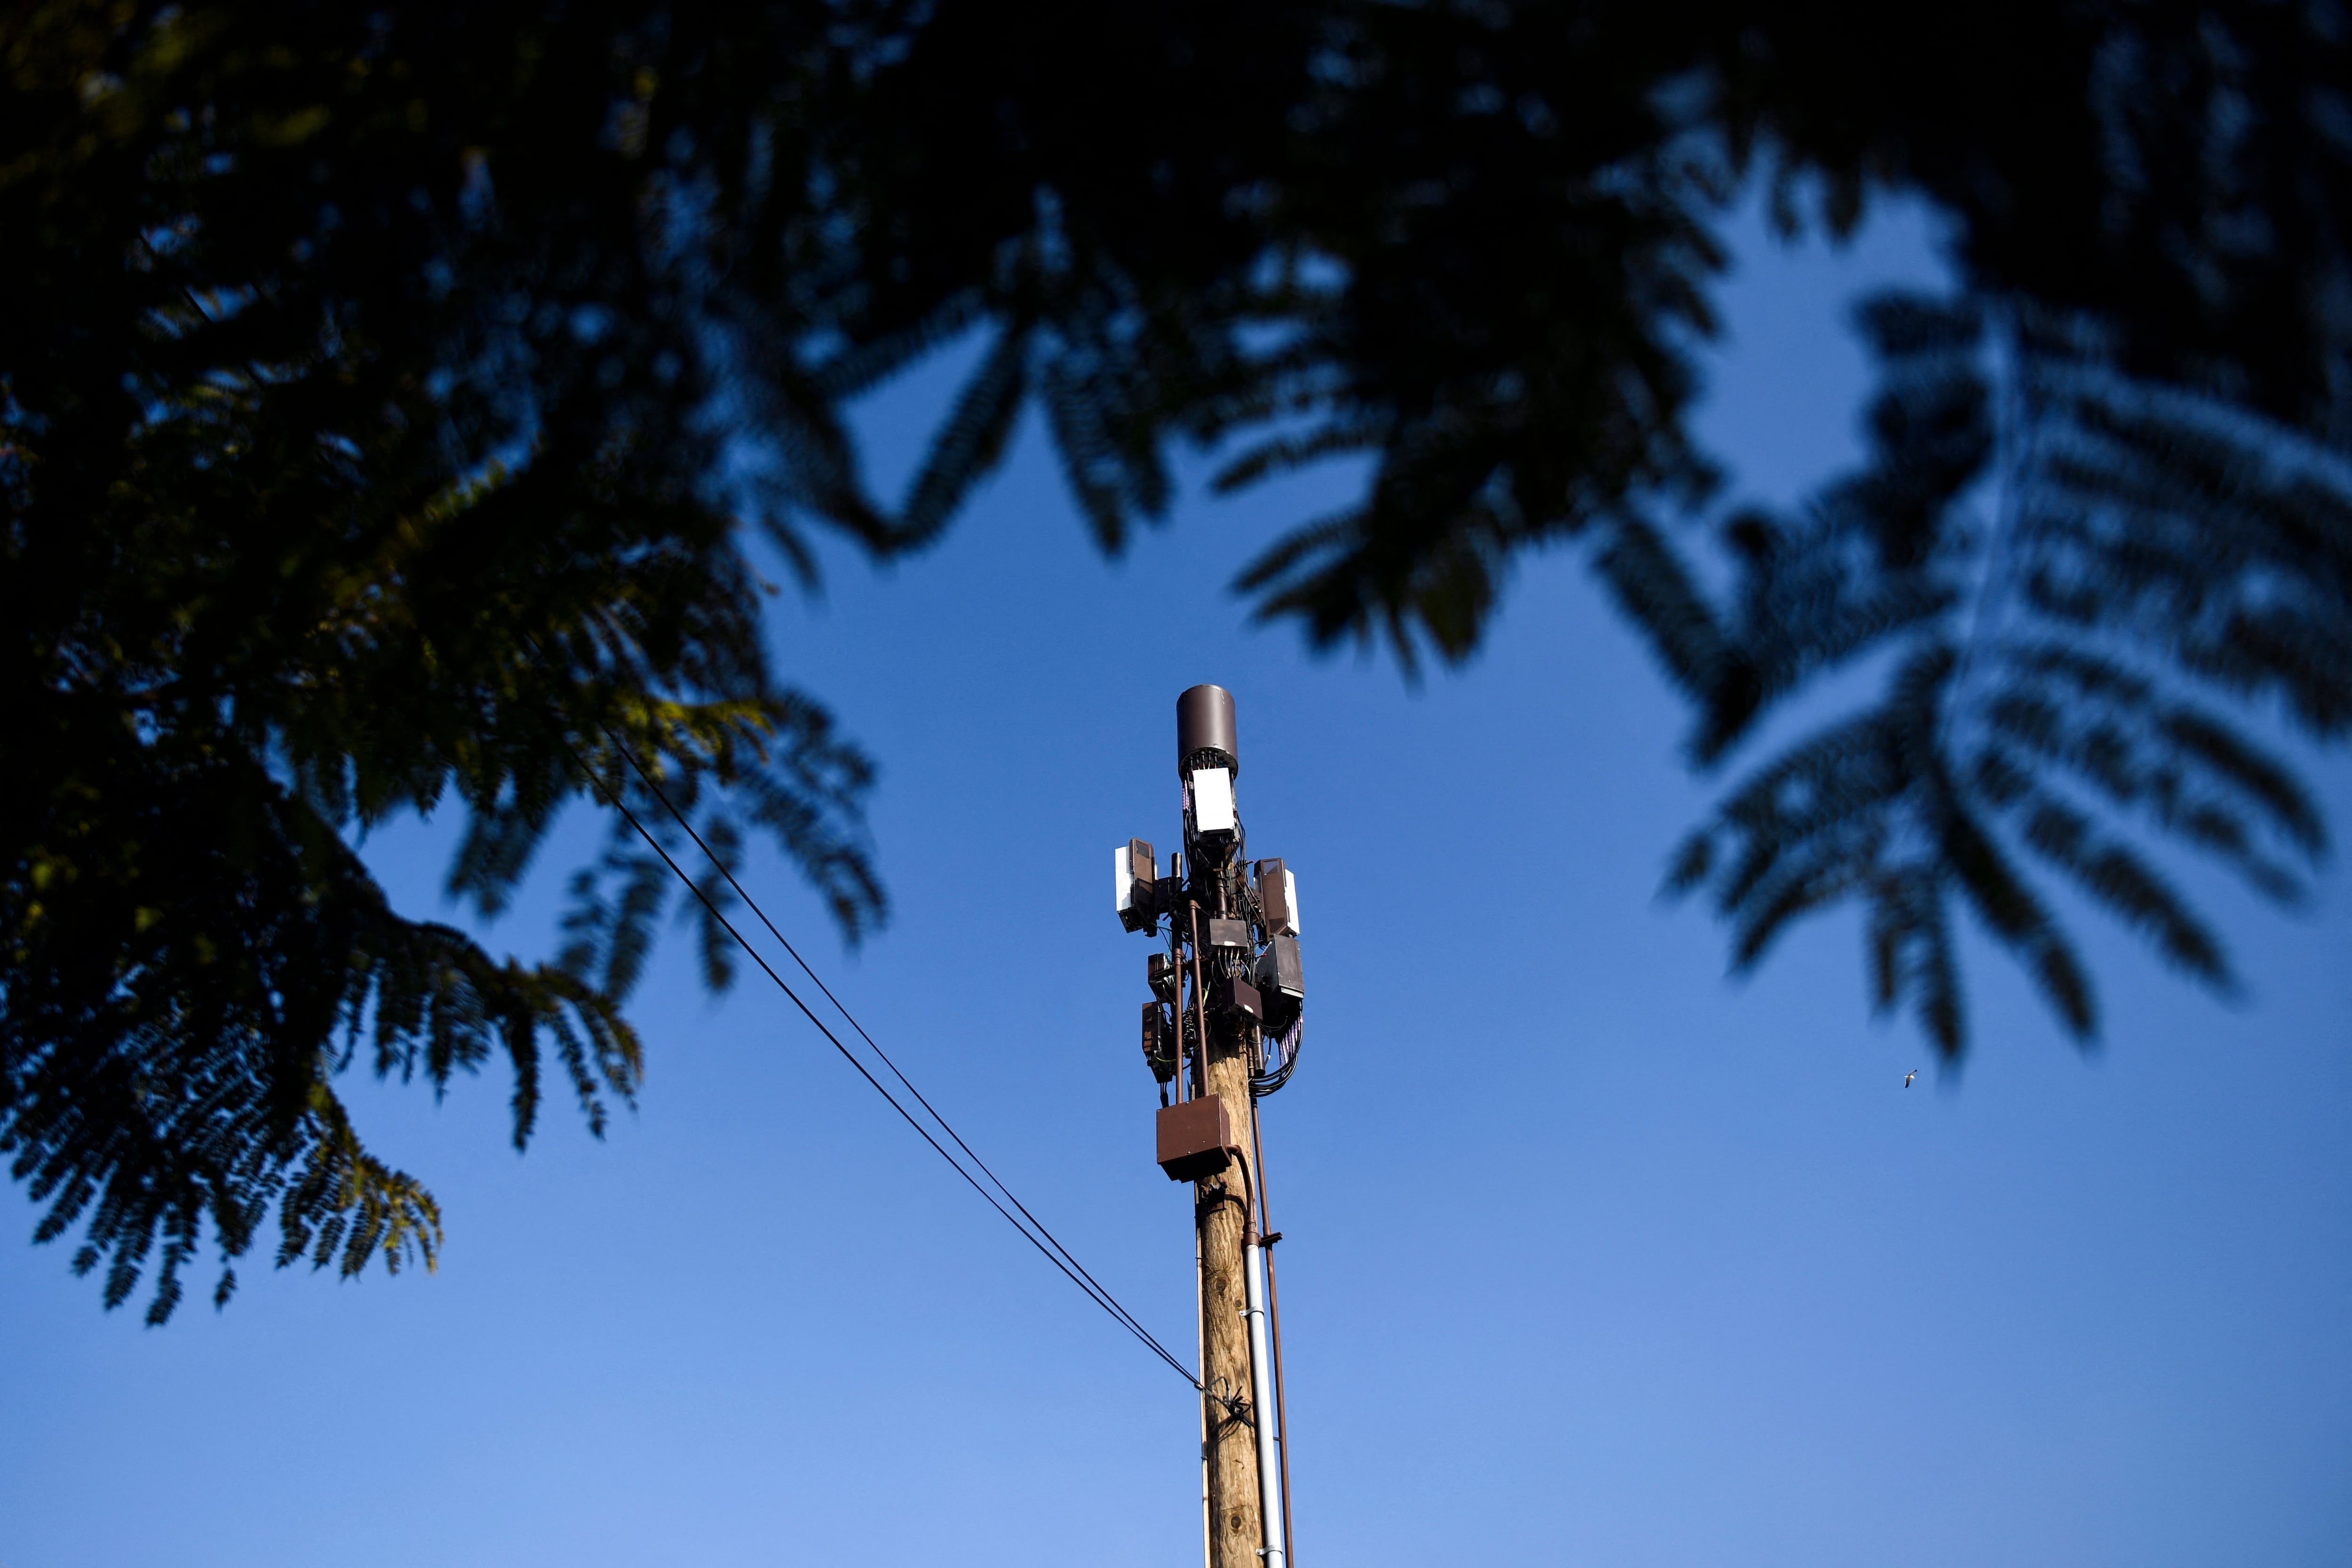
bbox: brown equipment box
[1155,1097,1240,1183]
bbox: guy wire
[565,731,1202,1390]
[601,731,1170,1358]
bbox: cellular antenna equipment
[1114,684,1303,1568]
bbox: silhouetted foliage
[2,0,891,1318]
[1644,295,2346,1054]
[5,0,2348,1315]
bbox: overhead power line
[572,729,1201,1390]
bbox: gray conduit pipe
[1243,1236,1288,1568]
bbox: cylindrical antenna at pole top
[1176,684,1239,777]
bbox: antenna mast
[1114,684,1302,1568]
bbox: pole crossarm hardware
[1114,685,1303,1568]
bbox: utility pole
[1115,685,1303,1568]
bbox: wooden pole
[1195,957,1265,1568]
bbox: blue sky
[5,198,2348,1568]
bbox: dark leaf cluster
[1643,295,2348,1057]
[3,0,885,1316]
[8,0,2352,1312]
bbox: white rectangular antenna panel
[1190,767,1236,836]
[1115,845,1139,918]
[1280,868,1299,936]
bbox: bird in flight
[1903,1069,1919,1088]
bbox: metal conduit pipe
[1198,1219,1213,1568]
[1242,1234,1288,1568]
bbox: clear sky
[5,199,2349,1568]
